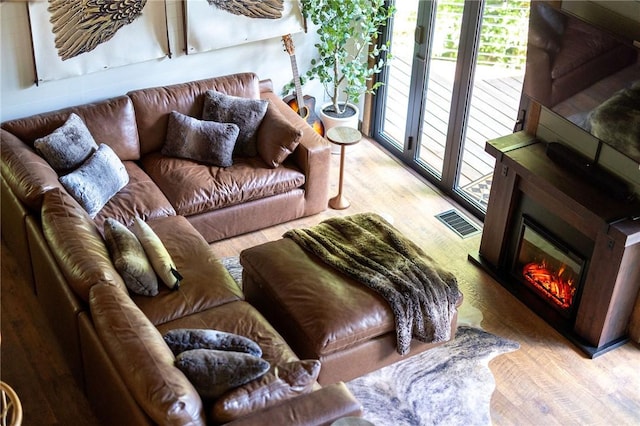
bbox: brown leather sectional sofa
[1,72,362,424]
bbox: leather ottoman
[240,238,462,385]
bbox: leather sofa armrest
[0,128,61,212]
[228,382,363,426]
[523,45,552,106]
[90,283,206,425]
[260,91,330,215]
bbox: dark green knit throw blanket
[283,213,461,355]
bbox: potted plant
[299,0,395,131]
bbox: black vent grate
[435,209,481,238]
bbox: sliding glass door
[373,0,529,217]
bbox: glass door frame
[372,0,491,220]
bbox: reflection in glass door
[374,0,530,216]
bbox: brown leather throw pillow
[256,100,303,168]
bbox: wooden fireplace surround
[471,131,640,357]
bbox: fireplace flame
[522,260,576,309]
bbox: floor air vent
[435,209,481,238]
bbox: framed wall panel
[185,0,304,54]
[28,0,170,83]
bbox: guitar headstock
[282,34,295,56]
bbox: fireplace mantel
[470,132,640,357]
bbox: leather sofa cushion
[42,188,127,302]
[240,238,397,356]
[528,2,566,53]
[90,283,206,425]
[93,161,176,230]
[129,72,262,155]
[1,128,62,211]
[212,359,321,423]
[141,153,305,217]
[130,215,243,325]
[156,300,300,369]
[1,96,140,161]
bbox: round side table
[326,126,361,209]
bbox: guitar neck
[289,55,306,116]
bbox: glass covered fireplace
[511,217,586,319]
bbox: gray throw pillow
[59,144,129,218]
[103,218,159,297]
[163,329,262,357]
[34,113,99,174]
[175,349,270,399]
[162,111,239,167]
[202,90,268,157]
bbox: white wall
[0,1,324,122]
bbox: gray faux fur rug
[346,326,519,426]
[222,256,243,289]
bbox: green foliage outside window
[434,0,530,68]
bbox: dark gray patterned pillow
[163,329,262,357]
[162,111,239,167]
[103,218,158,297]
[202,90,268,157]
[34,113,98,174]
[59,144,129,218]
[175,349,270,399]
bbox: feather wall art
[28,0,169,82]
[48,0,148,60]
[185,0,303,54]
[207,0,284,19]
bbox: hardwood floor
[1,239,100,424]
[1,137,639,425]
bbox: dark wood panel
[506,143,640,222]
[480,132,640,355]
[479,163,518,267]
[576,223,640,347]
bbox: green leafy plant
[300,0,395,116]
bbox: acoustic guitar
[281,34,324,136]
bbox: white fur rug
[346,326,519,426]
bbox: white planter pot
[319,102,359,154]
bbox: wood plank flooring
[1,239,100,425]
[382,57,523,187]
[1,137,639,425]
